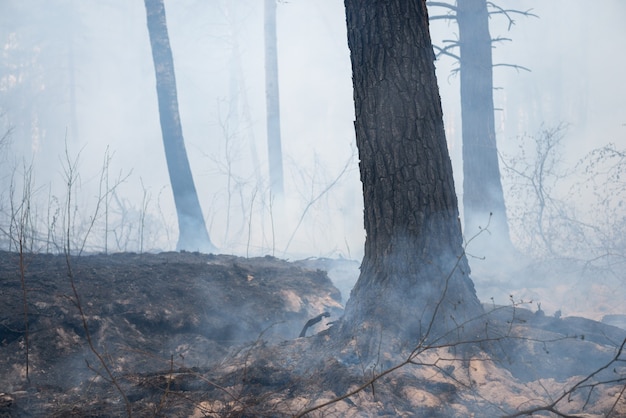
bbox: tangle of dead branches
[61,144,132,417]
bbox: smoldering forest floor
[1,251,626,417]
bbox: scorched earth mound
[0,250,625,417]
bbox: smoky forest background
[2,0,625,319]
[1,0,626,416]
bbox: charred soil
[0,250,625,417]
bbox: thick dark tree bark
[264,0,284,198]
[457,0,512,253]
[341,0,482,344]
[144,0,215,253]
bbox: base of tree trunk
[340,249,484,357]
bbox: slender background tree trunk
[457,0,512,254]
[341,0,482,346]
[264,0,284,199]
[144,0,215,253]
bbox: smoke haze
[1,1,625,317]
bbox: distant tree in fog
[340,0,483,343]
[428,0,534,258]
[264,0,284,199]
[144,0,216,253]
[456,0,511,254]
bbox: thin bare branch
[429,14,457,21]
[282,151,354,256]
[433,44,460,61]
[486,2,538,31]
[493,63,531,72]
[492,36,512,44]
[426,1,457,12]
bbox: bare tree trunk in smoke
[144,0,215,253]
[340,0,482,347]
[264,0,285,199]
[457,0,514,256]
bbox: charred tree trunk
[264,0,284,198]
[341,0,482,344]
[144,0,215,253]
[457,0,512,254]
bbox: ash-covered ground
[1,250,625,417]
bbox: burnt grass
[0,250,625,417]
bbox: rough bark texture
[457,0,511,252]
[264,0,284,198]
[341,0,482,344]
[144,0,215,253]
